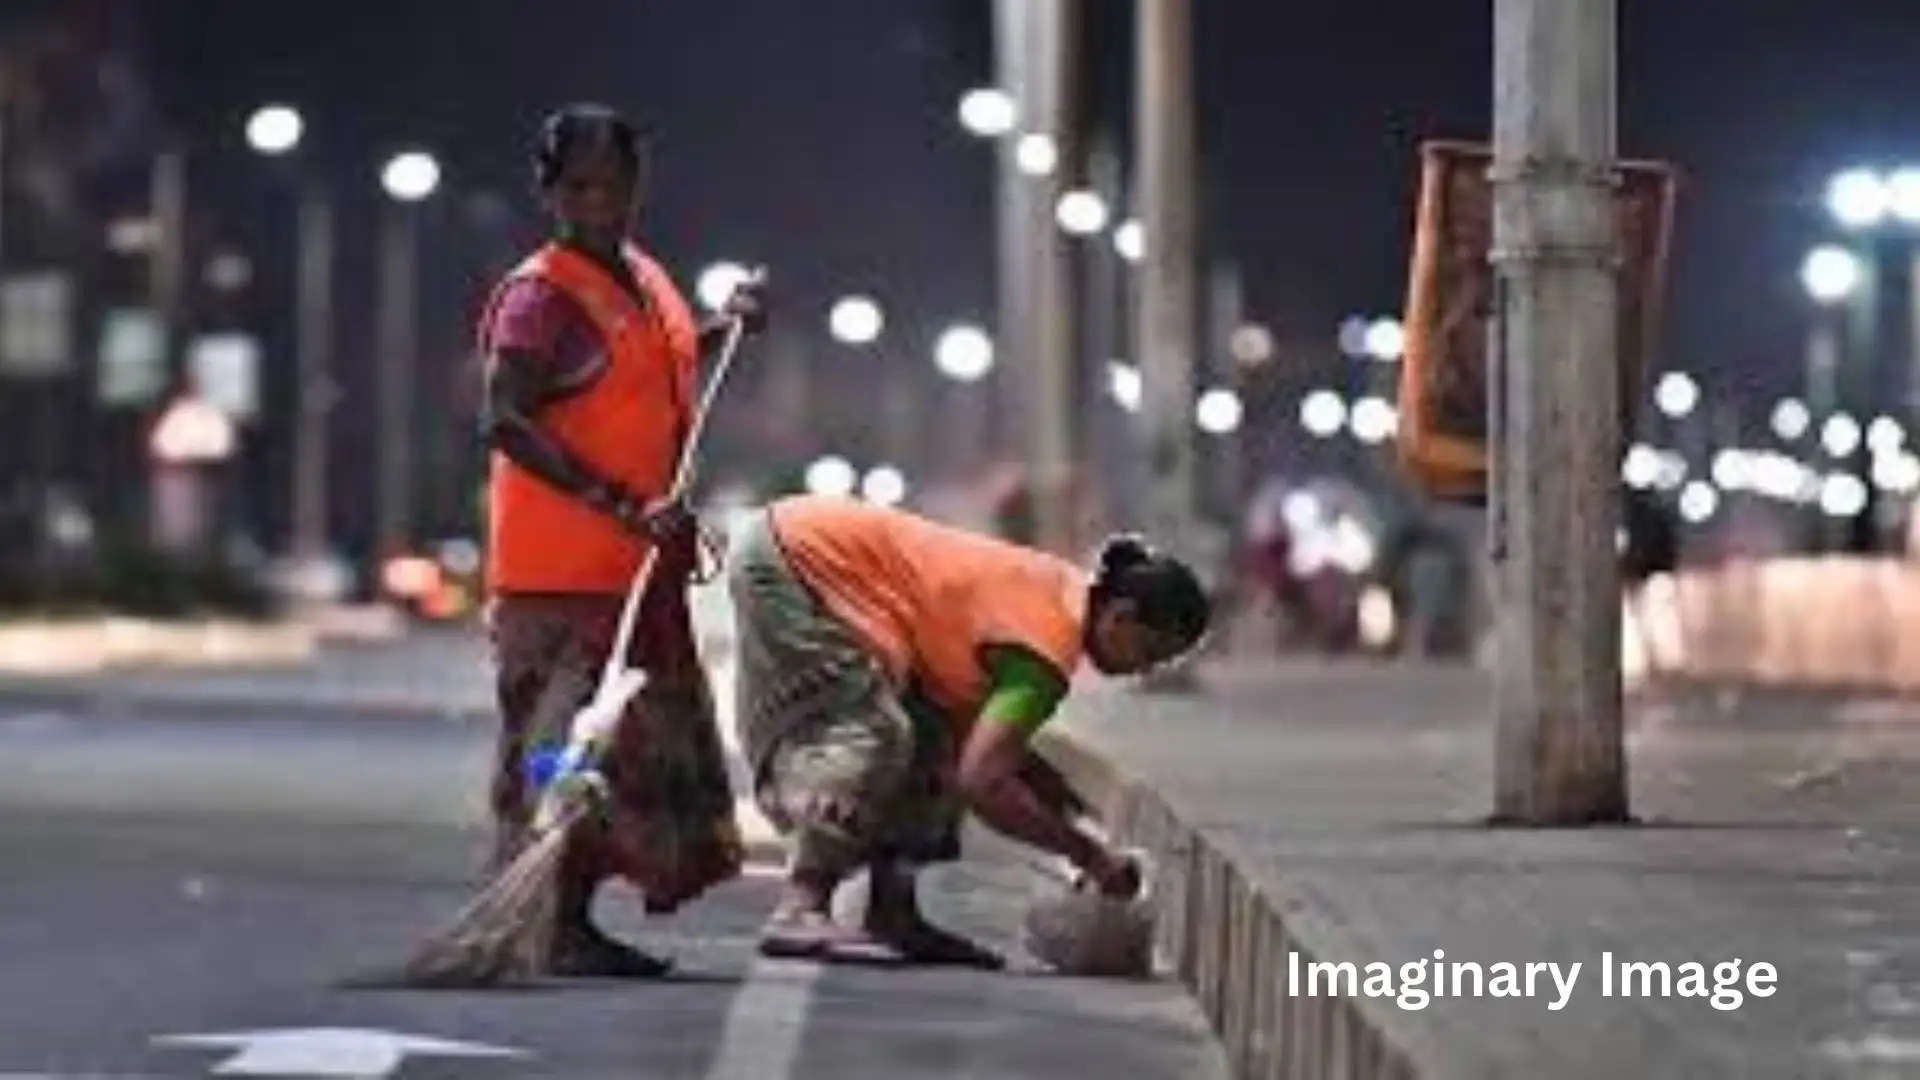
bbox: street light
[1653,371,1700,419]
[696,261,751,312]
[1108,361,1142,412]
[861,465,908,506]
[1822,412,1863,458]
[1679,480,1719,524]
[1770,397,1811,440]
[805,455,857,497]
[934,324,993,381]
[1821,471,1870,517]
[957,88,1017,138]
[1890,168,1920,224]
[1300,388,1346,438]
[1229,322,1275,368]
[1337,315,1371,359]
[1113,219,1144,262]
[1828,168,1889,230]
[245,104,302,155]
[1867,415,1906,455]
[1349,396,1398,444]
[1802,245,1863,304]
[1195,388,1242,435]
[1015,133,1058,177]
[380,151,440,202]
[1363,317,1405,362]
[828,295,883,345]
[1622,443,1661,490]
[1055,189,1109,236]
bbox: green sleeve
[977,646,1069,737]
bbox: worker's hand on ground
[1081,845,1142,899]
[723,274,768,334]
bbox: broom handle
[600,270,761,691]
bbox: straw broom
[398,279,758,987]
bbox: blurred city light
[861,465,907,506]
[150,397,235,464]
[1801,245,1864,304]
[1281,490,1320,532]
[957,88,1017,137]
[696,261,751,312]
[1678,480,1719,524]
[1622,443,1662,490]
[1873,450,1920,494]
[1821,472,1870,518]
[380,151,440,202]
[1300,389,1346,438]
[1055,189,1110,235]
[1113,219,1144,262]
[1711,448,1752,491]
[106,217,159,255]
[1653,371,1700,419]
[1363,317,1405,362]
[1653,450,1688,492]
[1828,168,1890,230]
[1892,168,1920,225]
[1108,361,1143,412]
[245,104,303,155]
[381,555,441,600]
[1349,395,1398,444]
[1195,388,1243,435]
[1336,315,1371,359]
[934,324,994,381]
[1015,133,1058,176]
[804,455,857,497]
[1330,516,1377,573]
[1771,397,1812,441]
[1867,415,1906,455]
[828,295,883,345]
[1822,412,1863,458]
[1229,322,1275,368]
[1750,451,1814,502]
[1357,585,1396,650]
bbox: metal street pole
[292,186,335,561]
[1027,0,1079,554]
[375,204,418,557]
[150,149,187,385]
[993,0,1034,472]
[1136,0,1199,561]
[1489,0,1628,823]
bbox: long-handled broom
[397,273,761,987]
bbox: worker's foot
[550,922,673,978]
[759,907,902,964]
[866,912,1004,970]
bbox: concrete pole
[292,186,335,560]
[1027,0,1081,555]
[1136,0,1198,561]
[993,0,1035,468]
[375,205,418,557]
[1489,0,1628,824]
[150,149,187,385]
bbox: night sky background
[8,0,1920,553]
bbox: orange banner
[1396,141,1678,500]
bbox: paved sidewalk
[1045,661,1920,1078]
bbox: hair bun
[1098,535,1152,578]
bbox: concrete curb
[1035,729,1427,1080]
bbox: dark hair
[1090,534,1211,649]
[532,103,645,190]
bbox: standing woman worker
[476,103,762,976]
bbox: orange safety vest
[482,242,698,594]
[769,495,1089,716]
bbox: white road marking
[702,959,823,1080]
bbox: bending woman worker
[729,494,1211,966]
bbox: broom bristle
[398,815,574,987]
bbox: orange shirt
[482,242,698,594]
[768,495,1088,715]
